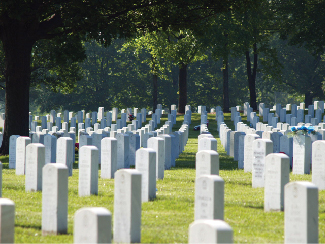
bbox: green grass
[1,112,324,243]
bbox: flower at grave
[288,126,316,137]
[128,114,135,121]
[193,125,200,131]
[75,143,79,154]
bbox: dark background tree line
[0,0,325,153]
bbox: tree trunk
[0,20,34,154]
[153,73,158,112]
[245,42,258,111]
[222,57,230,113]
[305,91,313,107]
[178,62,187,114]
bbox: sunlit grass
[0,112,324,243]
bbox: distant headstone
[264,153,290,212]
[188,219,233,244]
[74,207,111,243]
[9,135,19,169]
[135,148,156,202]
[312,140,325,189]
[195,175,224,220]
[0,198,15,243]
[16,136,31,175]
[284,182,318,243]
[198,137,217,152]
[252,139,273,188]
[25,143,45,192]
[101,137,117,179]
[292,135,311,174]
[44,134,57,165]
[196,150,219,179]
[244,134,260,172]
[116,133,130,169]
[79,146,99,196]
[56,137,74,176]
[42,163,68,235]
[114,169,142,243]
[147,137,165,179]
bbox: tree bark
[153,73,158,112]
[178,62,187,114]
[305,91,313,107]
[0,19,34,154]
[245,42,258,111]
[222,57,230,113]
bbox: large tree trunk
[153,73,158,112]
[245,42,258,111]
[0,19,33,154]
[305,91,313,107]
[178,62,187,114]
[222,57,230,113]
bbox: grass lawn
[0,112,324,243]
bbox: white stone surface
[25,143,45,192]
[74,207,111,243]
[284,181,318,243]
[79,146,99,196]
[114,169,142,243]
[196,150,219,179]
[42,163,68,235]
[135,148,156,202]
[292,135,311,174]
[188,219,233,244]
[312,140,325,189]
[56,137,74,176]
[147,137,165,179]
[101,137,117,179]
[15,136,31,175]
[0,198,15,243]
[195,175,224,220]
[264,153,290,212]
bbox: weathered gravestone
[312,140,325,190]
[159,134,172,170]
[196,150,219,179]
[44,134,57,165]
[252,139,273,188]
[16,136,31,175]
[284,181,318,244]
[198,137,217,152]
[74,207,111,243]
[0,198,15,243]
[42,163,68,236]
[25,143,45,192]
[9,135,19,169]
[244,134,260,172]
[114,169,142,243]
[264,153,290,212]
[56,137,74,176]
[135,148,156,202]
[147,137,165,179]
[116,133,130,169]
[195,175,224,220]
[79,146,99,196]
[279,135,293,167]
[188,219,233,244]
[101,137,117,179]
[292,135,311,174]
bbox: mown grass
[0,112,324,243]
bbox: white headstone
[135,148,156,202]
[0,198,15,243]
[292,135,311,174]
[9,135,19,169]
[196,150,219,179]
[244,134,260,172]
[284,181,318,243]
[252,139,273,188]
[15,136,31,175]
[312,140,325,189]
[188,219,233,244]
[56,137,74,176]
[42,163,68,235]
[264,153,290,212]
[74,207,111,243]
[114,169,142,243]
[25,143,45,192]
[79,146,99,196]
[195,175,224,220]
[147,137,165,179]
[101,137,117,179]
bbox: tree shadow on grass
[16,223,41,230]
